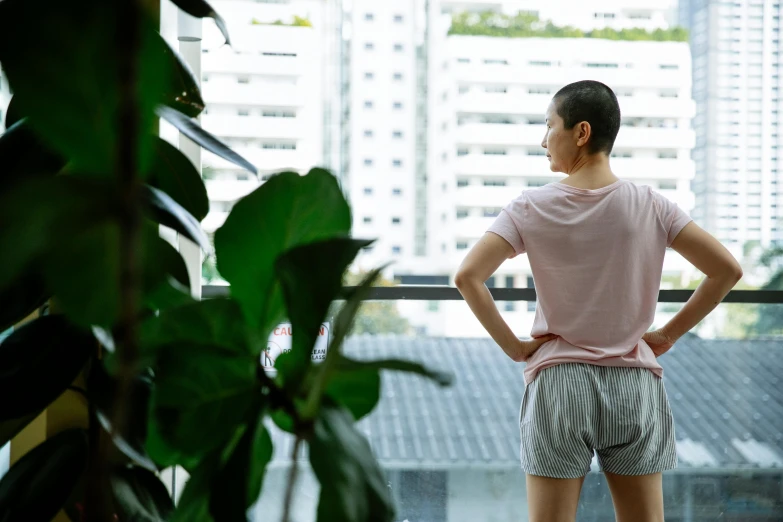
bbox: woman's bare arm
[454,233,555,361]
[662,222,744,340]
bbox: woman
[454,80,743,522]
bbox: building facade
[679,0,783,253]
[196,0,328,234]
[345,0,697,336]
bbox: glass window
[364,158,373,166]
[392,217,401,224]
[392,159,403,167]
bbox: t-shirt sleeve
[486,195,526,256]
[652,189,692,247]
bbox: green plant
[448,11,688,42]
[0,1,450,521]
[250,16,313,28]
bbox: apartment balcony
[203,148,312,173]
[454,154,694,181]
[455,123,546,146]
[201,83,305,108]
[201,114,302,140]
[615,126,696,150]
[453,64,687,91]
[456,123,695,150]
[202,52,306,77]
[199,283,783,521]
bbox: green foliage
[251,16,313,27]
[335,271,411,335]
[0,0,451,520]
[448,11,689,42]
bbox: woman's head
[541,80,621,173]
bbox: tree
[328,271,411,335]
[448,10,688,42]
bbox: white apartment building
[345,0,697,336]
[439,0,679,31]
[679,0,783,256]
[196,0,328,234]
[395,35,697,336]
[345,0,423,264]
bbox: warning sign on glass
[262,322,330,371]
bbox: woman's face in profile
[541,101,573,174]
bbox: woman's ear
[576,121,592,147]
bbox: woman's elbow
[454,271,473,289]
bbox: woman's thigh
[526,474,586,522]
[604,471,664,522]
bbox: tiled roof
[270,334,783,471]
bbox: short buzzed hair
[553,80,621,155]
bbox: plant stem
[281,436,302,522]
[86,0,143,519]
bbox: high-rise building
[346,0,696,335]
[679,0,783,253]
[196,0,328,234]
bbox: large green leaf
[146,345,259,470]
[0,0,169,175]
[0,428,88,522]
[0,176,117,295]
[139,297,258,359]
[0,271,48,332]
[161,43,205,118]
[143,185,211,251]
[297,268,385,420]
[111,466,175,522]
[336,357,453,387]
[309,404,395,522]
[325,368,380,421]
[209,409,273,522]
[148,138,209,222]
[0,316,93,421]
[43,222,190,327]
[0,119,65,193]
[215,169,351,329]
[157,106,256,175]
[169,451,220,522]
[275,238,372,392]
[170,0,231,45]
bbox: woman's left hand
[513,334,558,362]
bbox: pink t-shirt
[487,179,692,384]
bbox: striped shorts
[519,363,677,479]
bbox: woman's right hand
[642,329,678,357]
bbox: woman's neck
[560,153,618,190]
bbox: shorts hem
[599,461,678,476]
[521,466,591,479]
